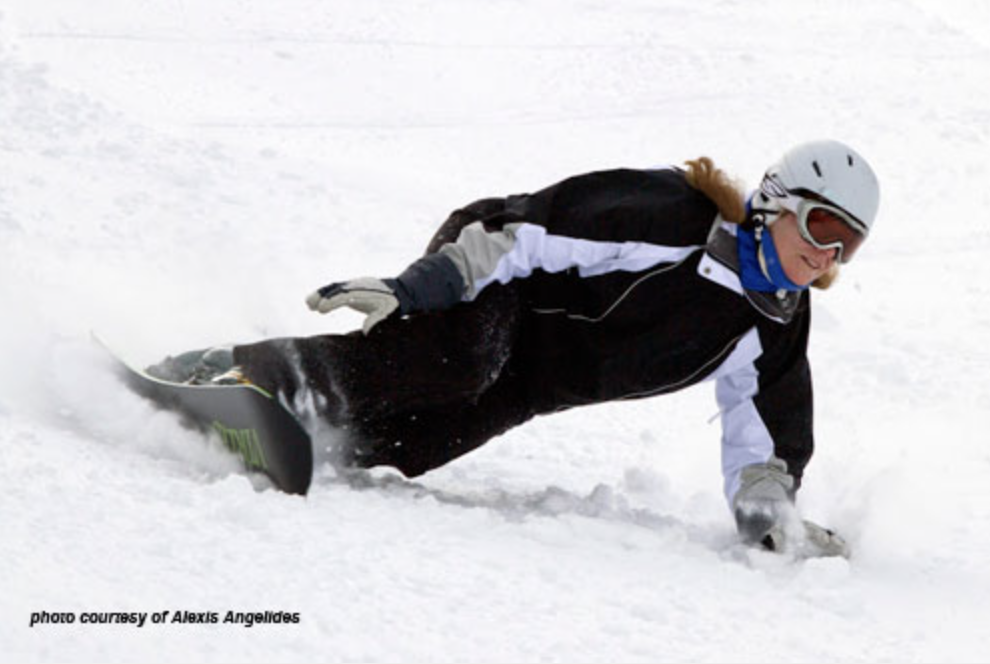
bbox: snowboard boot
[146,346,236,385]
[208,366,250,387]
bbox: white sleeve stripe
[710,327,776,505]
[473,222,701,296]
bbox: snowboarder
[152,139,879,556]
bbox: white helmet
[759,139,880,233]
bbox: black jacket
[392,168,814,504]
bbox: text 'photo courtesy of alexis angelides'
[28,609,301,629]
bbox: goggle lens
[797,203,867,263]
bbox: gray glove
[306,255,467,334]
[733,457,849,558]
[800,520,849,558]
[305,277,400,334]
[757,519,850,559]
[733,456,795,548]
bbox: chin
[783,267,814,288]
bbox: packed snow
[2,1,990,661]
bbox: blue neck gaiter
[737,224,808,293]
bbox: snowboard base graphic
[95,335,313,495]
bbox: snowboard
[95,335,313,495]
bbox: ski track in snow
[2,1,990,661]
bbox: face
[769,211,838,286]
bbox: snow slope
[2,0,990,661]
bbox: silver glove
[306,277,399,334]
[733,457,849,557]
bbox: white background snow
[2,0,990,661]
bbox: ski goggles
[761,177,869,263]
[792,198,868,264]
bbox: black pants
[233,200,537,477]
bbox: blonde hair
[684,156,837,290]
